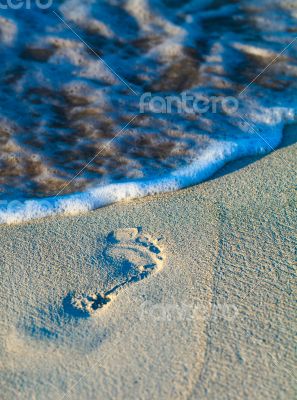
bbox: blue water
[0,0,296,222]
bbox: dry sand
[0,126,296,399]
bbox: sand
[0,125,296,400]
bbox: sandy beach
[0,125,295,399]
[1,1,296,398]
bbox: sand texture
[0,126,296,399]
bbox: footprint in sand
[65,228,165,317]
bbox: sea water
[0,0,296,223]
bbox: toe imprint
[105,228,164,277]
[65,228,165,317]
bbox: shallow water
[0,0,296,221]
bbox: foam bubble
[0,0,296,223]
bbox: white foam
[0,106,292,225]
[0,16,17,45]
[0,0,296,224]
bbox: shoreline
[0,124,295,399]
[0,115,293,225]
